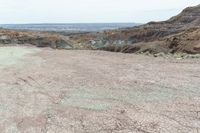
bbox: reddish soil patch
[0,47,199,132]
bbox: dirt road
[0,46,200,133]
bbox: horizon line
[0,22,142,25]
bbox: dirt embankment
[0,29,73,49]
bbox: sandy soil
[0,46,200,133]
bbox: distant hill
[0,23,141,31]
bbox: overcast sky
[0,0,199,24]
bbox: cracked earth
[0,46,200,133]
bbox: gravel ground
[0,46,200,133]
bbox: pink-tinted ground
[0,46,200,133]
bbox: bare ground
[0,46,200,133]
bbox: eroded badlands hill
[0,5,200,54]
[69,4,200,54]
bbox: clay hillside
[69,4,200,54]
[0,4,200,54]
